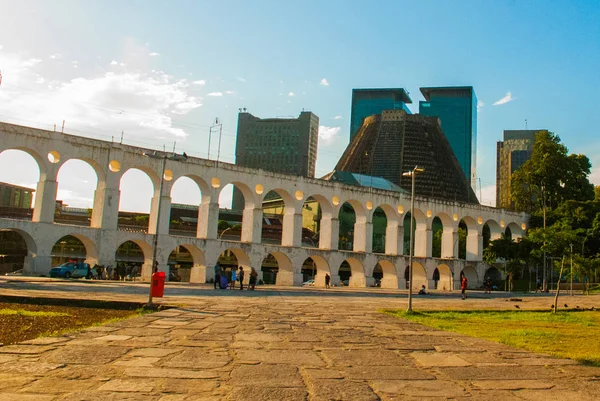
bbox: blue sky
[1,0,599,210]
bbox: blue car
[49,262,91,279]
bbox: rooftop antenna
[525,118,528,130]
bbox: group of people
[213,262,258,290]
[91,263,141,281]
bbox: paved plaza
[0,278,599,400]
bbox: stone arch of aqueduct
[0,122,528,290]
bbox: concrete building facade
[233,111,319,210]
[419,86,477,189]
[496,130,540,209]
[0,122,528,291]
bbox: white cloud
[493,92,515,106]
[49,53,62,59]
[288,92,295,97]
[0,49,207,211]
[320,78,329,86]
[0,45,3,50]
[207,92,223,97]
[477,99,484,111]
[71,61,78,69]
[225,90,235,95]
[148,52,160,56]
[110,60,118,65]
[334,115,342,120]
[192,80,206,85]
[0,50,202,140]
[236,76,246,82]
[318,125,341,145]
[478,185,496,207]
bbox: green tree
[511,131,594,216]
[595,186,600,202]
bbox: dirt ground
[0,296,145,345]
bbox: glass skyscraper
[350,88,412,141]
[419,86,477,189]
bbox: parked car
[49,262,91,279]
[302,279,315,286]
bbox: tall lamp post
[402,166,424,313]
[143,151,187,308]
[570,243,573,296]
[541,183,548,292]
[208,117,223,162]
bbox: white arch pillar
[466,231,483,261]
[91,178,120,230]
[319,216,339,250]
[354,221,372,253]
[197,199,219,239]
[385,221,402,255]
[149,195,171,235]
[282,211,302,247]
[414,228,432,258]
[33,171,58,224]
[441,228,458,259]
[242,207,262,243]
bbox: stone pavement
[1,291,600,400]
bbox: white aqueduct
[0,122,528,290]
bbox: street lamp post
[402,166,424,313]
[570,243,573,296]
[143,151,187,308]
[542,183,548,292]
[208,117,223,161]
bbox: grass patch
[0,297,153,345]
[385,309,600,366]
[0,308,70,317]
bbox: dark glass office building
[350,88,412,141]
[419,86,477,189]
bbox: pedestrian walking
[325,273,331,289]
[214,262,222,290]
[131,265,140,282]
[249,267,258,290]
[483,277,490,294]
[238,266,245,290]
[230,267,237,289]
[461,274,468,300]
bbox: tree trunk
[553,256,566,314]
